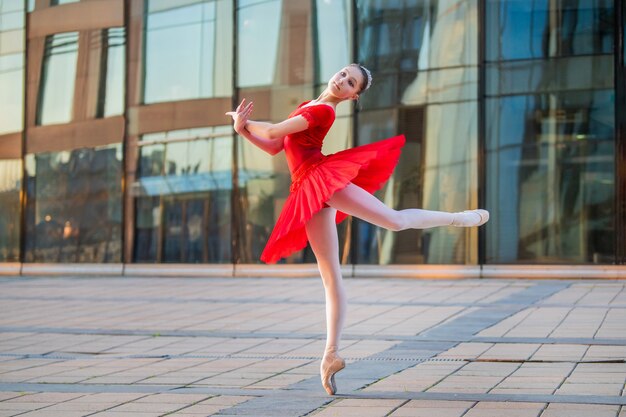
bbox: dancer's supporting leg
[328,183,488,230]
[305,207,346,395]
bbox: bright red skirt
[260,134,406,264]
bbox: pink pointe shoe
[320,346,345,395]
[451,209,490,227]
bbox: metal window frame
[231,0,240,264]
[477,0,487,265]
[616,0,626,264]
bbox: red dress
[260,101,406,264]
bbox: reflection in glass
[355,0,478,264]
[237,0,282,87]
[485,0,616,264]
[133,127,232,263]
[486,91,614,263]
[51,0,80,5]
[486,55,613,97]
[0,160,22,262]
[24,145,123,262]
[315,0,351,83]
[37,32,78,125]
[0,0,25,134]
[99,27,125,118]
[358,0,478,109]
[356,103,477,265]
[235,0,319,262]
[486,0,614,61]
[144,0,233,103]
[236,128,287,262]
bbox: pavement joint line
[340,391,626,406]
[551,344,590,397]
[2,295,624,310]
[1,326,625,346]
[0,352,434,362]
[1,383,625,407]
[1,352,624,365]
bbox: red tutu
[260,102,405,264]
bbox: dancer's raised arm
[226,98,308,155]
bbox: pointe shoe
[451,209,489,227]
[320,347,345,395]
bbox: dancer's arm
[226,99,308,156]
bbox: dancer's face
[327,66,365,101]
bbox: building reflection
[24,146,122,262]
[485,0,615,263]
[0,0,623,267]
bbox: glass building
[0,0,624,277]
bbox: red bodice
[283,102,335,173]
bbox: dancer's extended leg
[305,207,346,395]
[327,183,488,230]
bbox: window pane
[0,1,25,135]
[358,0,478,109]
[486,55,613,97]
[102,27,125,117]
[0,159,21,262]
[356,102,478,265]
[37,32,78,125]
[144,0,232,103]
[133,127,232,263]
[355,0,478,264]
[2,0,24,13]
[236,0,318,262]
[486,91,615,263]
[485,0,616,264]
[0,57,23,135]
[0,11,24,30]
[237,132,288,261]
[486,0,614,61]
[237,0,314,88]
[237,0,282,87]
[24,145,123,263]
[315,0,351,83]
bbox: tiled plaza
[0,276,624,416]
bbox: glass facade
[24,145,123,262]
[485,0,615,263]
[133,127,232,263]
[0,0,624,268]
[0,0,25,262]
[356,0,479,264]
[0,160,21,262]
[236,0,314,263]
[143,0,233,103]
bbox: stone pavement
[0,276,625,417]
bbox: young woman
[226,64,489,395]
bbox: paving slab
[0,276,625,416]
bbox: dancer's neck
[314,90,343,108]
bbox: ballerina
[226,63,488,395]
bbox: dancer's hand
[225,99,253,134]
